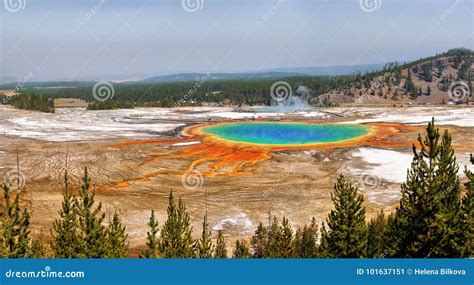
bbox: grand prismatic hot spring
[108,120,404,181]
[200,122,372,146]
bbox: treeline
[6,93,55,113]
[0,119,472,258]
[87,100,135,110]
[16,75,357,110]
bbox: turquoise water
[202,122,370,145]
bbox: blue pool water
[202,122,370,145]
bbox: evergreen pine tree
[76,167,108,257]
[462,154,473,257]
[160,191,195,258]
[106,211,128,258]
[293,217,318,258]
[388,121,438,257]
[367,210,386,257]
[318,222,330,258]
[431,130,464,256]
[277,217,293,258]
[325,175,367,258]
[383,212,403,257]
[406,69,415,93]
[0,181,31,257]
[266,217,281,257]
[388,119,464,257]
[232,240,251,258]
[213,230,227,258]
[28,238,46,258]
[51,170,81,258]
[196,212,213,258]
[250,222,267,258]
[140,210,160,258]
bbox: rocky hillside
[320,48,473,106]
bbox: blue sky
[1,0,472,81]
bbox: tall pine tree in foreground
[386,119,464,257]
[52,168,128,258]
[233,240,251,258]
[196,212,214,258]
[214,230,227,258]
[431,129,464,256]
[75,167,108,257]
[0,181,32,257]
[106,211,128,258]
[367,210,386,257]
[160,191,195,258]
[325,175,367,258]
[140,210,160,258]
[293,217,318,258]
[318,222,330,258]
[51,170,81,258]
[462,154,473,257]
[250,216,294,258]
[28,237,46,258]
[250,222,267,258]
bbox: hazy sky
[1,0,473,81]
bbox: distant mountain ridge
[142,72,305,83]
[0,63,389,85]
[261,63,385,76]
[142,63,385,83]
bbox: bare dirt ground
[0,106,473,255]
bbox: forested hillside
[321,48,473,105]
